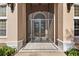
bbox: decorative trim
[57,39,63,43]
[0,36,7,39]
[74,3,79,5]
[0,3,7,6]
[57,39,74,44]
[74,17,79,19]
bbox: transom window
[0,4,7,36]
[34,14,45,19]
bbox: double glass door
[30,19,49,42]
[34,20,45,37]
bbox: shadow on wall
[65,29,74,41]
[67,3,73,13]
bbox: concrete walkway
[15,42,66,56]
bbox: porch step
[15,50,66,56]
[19,49,57,52]
[15,42,66,56]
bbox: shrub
[0,46,16,56]
[65,48,79,56]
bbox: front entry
[28,11,54,43]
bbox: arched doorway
[28,11,54,42]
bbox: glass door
[34,20,40,37]
[31,19,46,42]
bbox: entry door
[32,19,46,41]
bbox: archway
[28,11,54,42]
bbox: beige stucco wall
[48,18,54,42]
[0,4,18,43]
[18,4,26,41]
[7,4,18,41]
[63,4,74,41]
[7,4,18,48]
[7,3,26,49]
[0,4,18,48]
[56,3,74,51]
[62,4,74,51]
[0,3,26,49]
[58,4,63,41]
[46,4,54,42]
[18,3,26,49]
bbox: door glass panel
[34,20,39,37]
[41,20,45,37]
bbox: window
[74,5,79,16]
[34,14,45,19]
[74,4,79,36]
[0,5,6,16]
[0,19,6,36]
[0,5,7,36]
[74,19,79,36]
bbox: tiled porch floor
[21,42,57,50]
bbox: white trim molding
[74,3,79,5]
[0,3,7,6]
[74,17,79,19]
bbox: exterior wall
[58,4,63,41]
[0,4,18,49]
[62,4,74,51]
[18,3,26,49]
[48,4,54,42]
[0,3,26,50]
[56,3,74,51]
[56,3,63,50]
[7,4,18,49]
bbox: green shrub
[0,46,16,56]
[65,48,79,56]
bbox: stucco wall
[7,4,18,48]
[58,4,63,41]
[0,4,18,42]
[48,4,54,42]
[63,4,74,41]
[56,3,74,51]
[0,4,18,48]
[18,3,26,49]
[0,3,27,50]
[62,4,74,51]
